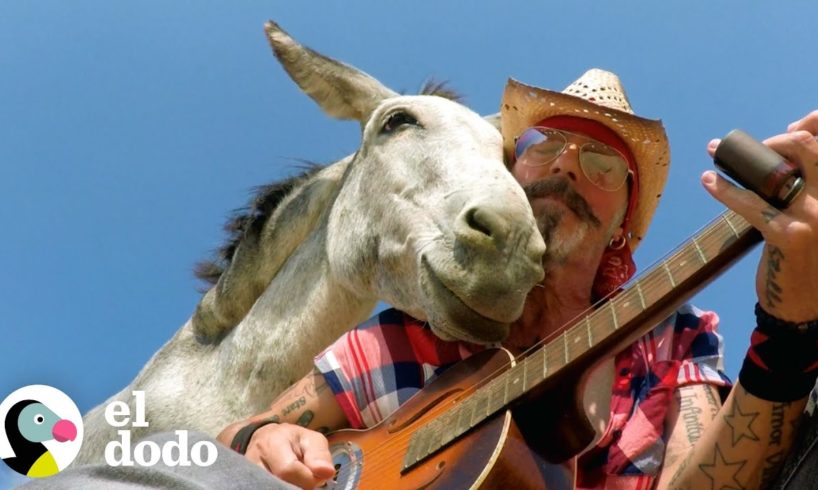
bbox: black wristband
[754,303,818,334]
[738,303,818,402]
[230,417,279,455]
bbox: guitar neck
[403,209,762,471]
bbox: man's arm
[216,368,348,489]
[657,384,721,479]
[656,383,806,489]
[656,110,818,489]
[217,368,348,445]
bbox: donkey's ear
[265,20,398,124]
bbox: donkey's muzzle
[448,199,545,324]
[454,201,545,268]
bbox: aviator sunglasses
[514,127,631,192]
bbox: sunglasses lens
[515,128,565,164]
[579,142,629,191]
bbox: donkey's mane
[195,80,461,287]
[194,164,324,286]
[418,79,462,102]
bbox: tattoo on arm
[765,245,784,310]
[759,450,786,489]
[769,402,789,446]
[761,207,780,224]
[703,385,720,418]
[269,370,336,431]
[698,444,748,490]
[668,455,691,488]
[723,397,760,446]
[296,410,314,427]
[282,396,307,416]
[679,390,705,444]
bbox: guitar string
[329,210,751,479]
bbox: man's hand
[244,423,335,489]
[703,110,818,322]
[216,369,348,488]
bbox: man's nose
[549,143,581,182]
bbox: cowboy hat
[500,69,670,251]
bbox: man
[217,70,818,489]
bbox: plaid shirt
[315,304,731,489]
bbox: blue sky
[2,2,817,486]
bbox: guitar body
[325,349,576,490]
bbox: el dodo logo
[104,391,217,467]
[0,385,82,478]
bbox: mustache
[522,177,601,228]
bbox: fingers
[706,122,818,193]
[299,430,335,480]
[706,139,720,158]
[700,171,789,234]
[244,423,334,489]
[787,109,818,134]
[762,130,818,184]
[266,450,323,490]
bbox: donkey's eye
[381,111,419,133]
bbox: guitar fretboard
[403,209,755,471]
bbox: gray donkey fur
[75,21,545,464]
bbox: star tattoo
[724,399,760,446]
[699,445,747,490]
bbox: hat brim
[500,78,670,251]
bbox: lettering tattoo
[765,245,784,310]
[704,385,721,418]
[761,207,780,224]
[679,390,705,444]
[759,450,786,488]
[273,369,330,419]
[698,444,747,490]
[282,396,307,416]
[770,402,789,446]
[723,398,760,446]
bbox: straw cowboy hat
[500,69,670,251]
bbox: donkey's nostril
[465,208,494,237]
[462,206,509,243]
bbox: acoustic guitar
[324,208,762,489]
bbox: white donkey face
[328,95,545,343]
[265,20,544,343]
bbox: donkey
[75,21,545,464]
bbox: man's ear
[608,226,627,250]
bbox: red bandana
[592,244,637,301]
